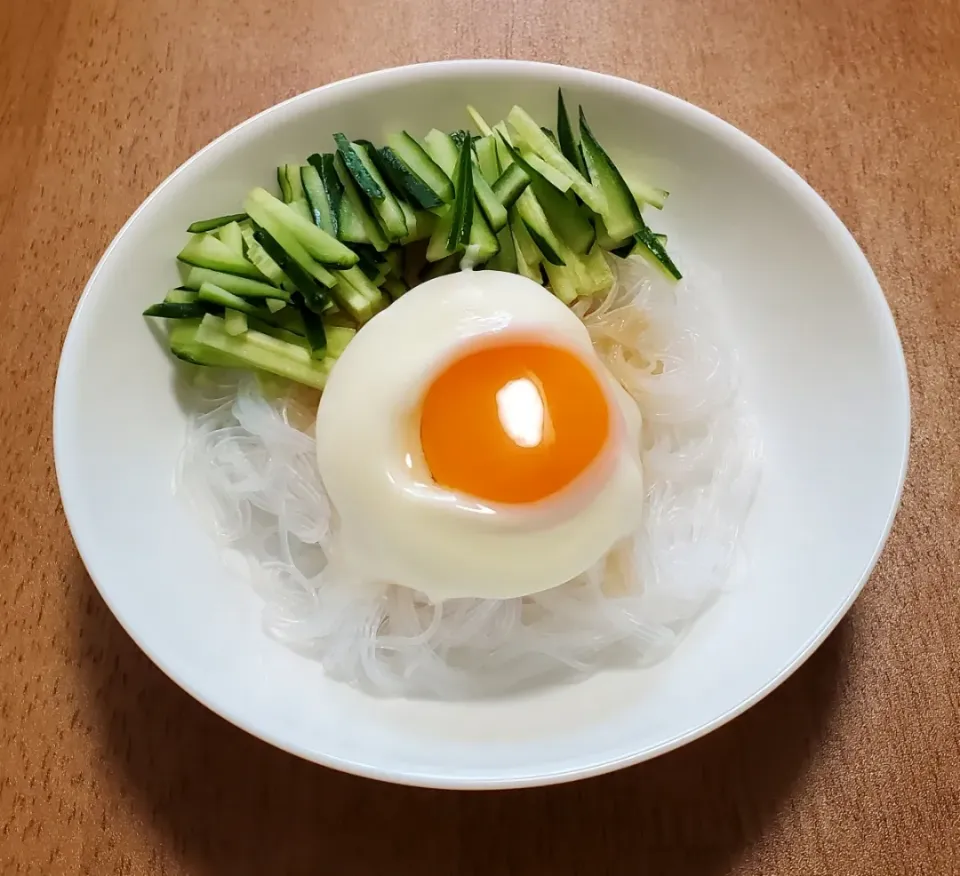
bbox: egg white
[315,270,645,602]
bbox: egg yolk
[419,341,611,504]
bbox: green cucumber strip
[185,267,290,301]
[655,233,668,246]
[369,145,416,198]
[491,163,530,209]
[240,223,294,290]
[333,154,389,252]
[529,177,594,253]
[254,306,306,336]
[542,262,578,304]
[377,146,444,210]
[488,222,518,274]
[186,213,248,234]
[422,129,459,177]
[252,225,331,312]
[385,132,454,204]
[195,314,331,389]
[351,142,408,238]
[383,248,402,275]
[511,211,540,266]
[507,105,606,214]
[471,162,508,232]
[583,244,615,296]
[467,104,493,137]
[216,221,245,255]
[197,282,308,327]
[282,165,306,203]
[325,324,355,358]
[447,136,475,251]
[336,191,369,243]
[544,231,592,300]
[265,298,287,313]
[243,196,336,291]
[332,267,387,323]
[334,133,383,200]
[354,243,386,264]
[523,221,564,266]
[300,163,337,235]
[624,172,669,210]
[143,302,208,319]
[352,246,384,281]
[169,319,243,367]
[578,107,643,242]
[400,201,437,243]
[514,254,542,284]
[164,287,199,304]
[556,89,586,176]
[630,225,682,281]
[306,153,343,235]
[467,208,499,264]
[277,166,293,202]
[493,121,515,149]
[466,105,495,137]
[245,316,310,345]
[513,227,543,283]
[245,187,357,268]
[504,140,594,253]
[475,135,501,185]
[298,306,327,359]
[178,233,264,280]
[568,244,594,291]
[337,265,386,305]
[492,125,516,177]
[245,317,310,347]
[514,188,565,265]
[318,154,343,198]
[288,198,314,224]
[595,215,632,251]
[383,277,407,300]
[224,309,248,336]
[198,282,263,315]
[521,150,573,193]
[426,208,456,262]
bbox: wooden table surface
[2,0,959,873]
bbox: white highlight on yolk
[496,378,548,449]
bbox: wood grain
[1,0,959,873]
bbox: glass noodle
[176,256,761,698]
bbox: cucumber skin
[186,213,248,234]
[334,133,384,200]
[447,135,475,252]
[578,108,643,242]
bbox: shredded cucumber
[152,90,679,387]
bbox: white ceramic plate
[54,61,909,789]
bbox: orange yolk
[419,341,611,504]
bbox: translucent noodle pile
[176,257,761,698]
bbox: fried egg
[315,270,644,601]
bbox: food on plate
[151,92,760,696]
[143,94,679,388]
[315,270,645,602]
